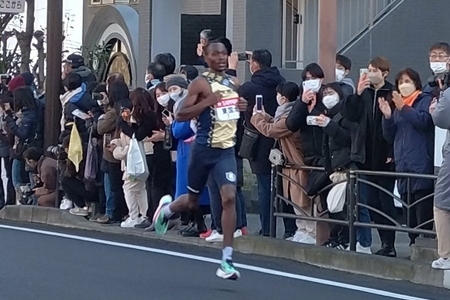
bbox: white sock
[222,247,233,261]
[162,204,173,218]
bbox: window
[282,0,305,69]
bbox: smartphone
[306,116,319,126]
[162,109,171,118]
[238,53,249,61]
[256,95,263,112]
[104,134,112,146]
[302,80,321,93]
[360,68,368,77]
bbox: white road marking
[0,224,433,300]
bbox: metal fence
[270,164,437,250]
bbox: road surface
[0,221,447,300]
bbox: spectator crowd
[1,30,450,271]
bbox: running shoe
[216,260,240,280]
[153,195,172,235]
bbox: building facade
[83,0,450,87]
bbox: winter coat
[97,107,120,163]
[431,89,450,210]
[382,92,434,195]
[251,103,310,209]
[340,81,395,171]
[172,120,209,206]
[71,66,97,84]
[240,67,286,175]
[338,78,356,100]
[322,102,357,173]
[285,92,326,167]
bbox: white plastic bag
[126,135,149,181]
[327,182,347,213]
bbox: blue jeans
[208,178,245,232]
[357,176,373,248]
[12,159,24,189]
[257,174,271,236]
[104,172,115,218]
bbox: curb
[1,205,449,289]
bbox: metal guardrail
[270,164,437,251]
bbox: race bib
[215,98,240,121]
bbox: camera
[92,92,104,101]
[20,184,35,205]
[428,72,450,90]
[47,144,67,160]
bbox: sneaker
[375,244,397,257]
[97,215,112,224]
[234,229,243,238]
[205,230,223,242]
[297,234,316,245]
[200,229,213,239]
[216,260,240,280]
[120,217,141,228]
[69,206,89,217]
[89,214,103,222]
[152,195,172,235]
[145,223,155,232]
[292,231,307,242]
[241,227,248,235]
[60,198,73,210]
[432,257,450,270]
[346,243,373,254]
[134,218,151,229]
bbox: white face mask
[335,69,345,82]
[276,94,284,106]
[157,94,170,107]
[169,89,184,102]
[398,83,416,97]
[322,94,340,109]
[430,62,447,74]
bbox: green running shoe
[152,195,172,235]
[216,260,240,280]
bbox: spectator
[285,62,330,246]
[252,82,315,244]
[425,42,450,97]
[154,53,176,77]
[179,65,199,83]
[111,94,155,228]
[431,83,450,270]
[62,53,96,83]
[239,49,286,237]
[341,56,396,256]
[106,73,125,91]
[23,147,57,207]
[6,87,39,204]
[318,83,357,249]
[146,62,166,90]
[61,135,98,216]
[0,96,14,207]
[197,29,214,66]
[7,76,25,93]
[335,54,356,99]
[380,68,435,246]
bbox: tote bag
[126,135,149,181]
[84,128,98,181]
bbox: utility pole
[45,0,63,149]
[318,0,337,83]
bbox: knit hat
[8,76,25,92]
[20,72,35,86]
[166,76,188,90]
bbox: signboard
[0,0,25,14]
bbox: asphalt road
[0,221,448,300]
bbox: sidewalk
[0,205,448,289]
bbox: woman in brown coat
[251,82,316,244]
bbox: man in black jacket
[239,49,285,236]
[62,53,96,84]
[340,56,397,257]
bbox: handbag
[84,128,98,181]
[238,124,259,160]
[268,140,285,166]
[126,134,149,181]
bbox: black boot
[375,243,397,257]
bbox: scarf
[403,90,421,107]
[274,102,295,122]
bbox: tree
[81,42,113,82]
[0,14,20,74]
[32,30,45,89]
[14,0,35,73]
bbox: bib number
[215,98,240,121]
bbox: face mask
[398,83,416,97]
[276,94,284,106]
[169,89,184,102]
[157,94,170,107]
[322,94,340,109]
[368,72,383,85]
[335,69,345,82]
[430,62,447,74]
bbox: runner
[152,39,247,280]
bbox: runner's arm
[175,78,214,122]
